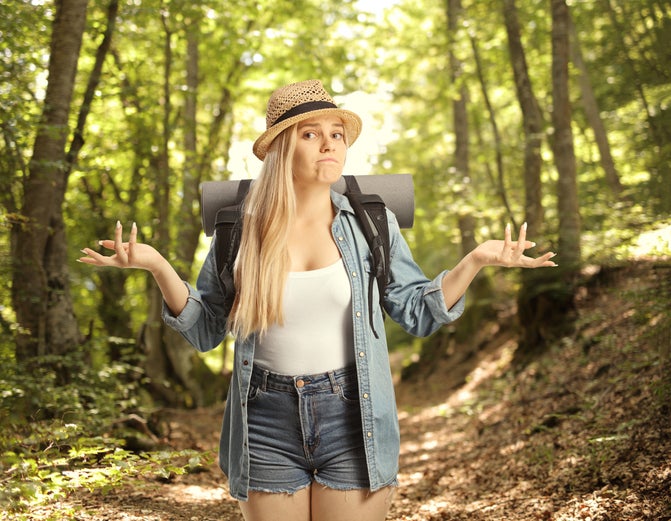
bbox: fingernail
[80,249,88,254]
[132,221,137,229]
[98,240,104,246]
[522,222,527,229]
[530,242,536,248]
[116,220,121,229]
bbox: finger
[542,252,558,267]
[130,222,138,244]
[78,247,108,266]
[114,220,128,263]
[528,252,558,268]
[128,222,137,261]
[503,223,512,250]
[517,222,528,250]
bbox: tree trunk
[137,14,222,407]
[12,0,88,360]
[551,0,581,272]
[508,0,583,365]
[174,27,202,279]
[470,34,517,228]
[445,0,478,261]
[447,0,492,341]
[142,15,180,405]
[503,0,571,363]
[502,0,544,238]
[568,12,623,195]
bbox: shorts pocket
[335,378,360,404]
[247,384,265,402]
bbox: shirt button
[359,351,365,358]
[363,393,369,399]
[338,236,344,241]
[355,311,361,318]
[352,271,357,277]
[243,360,249,366]
[367,432,372,438]
[296,379,305,388]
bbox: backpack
[213,175,390,338]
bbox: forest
[1,0,669,519]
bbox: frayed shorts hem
[247,481,312,497]
[243,478,398,498]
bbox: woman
[79,79,557,521]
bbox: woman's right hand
[79,221,166,274]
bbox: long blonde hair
[228,127,297,338]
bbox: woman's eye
[333,132,343,140]
[304,131,317,139]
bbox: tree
[568,13,622,196]
[445,0,494,340]
[502,0,544,240]
[551,0,581,272]
[11,0,89,361]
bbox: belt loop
[261,369,269,392]
[328,371,340,393]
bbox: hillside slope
[392,259,671,520]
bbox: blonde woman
[80,80,557,521]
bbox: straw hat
[253,80,363,160]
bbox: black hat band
[272,100,338,127]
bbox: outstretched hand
[471,222,557,269]
[79,221,166,273]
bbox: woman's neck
[293,183,335,222]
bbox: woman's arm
[441,222,557,310]
[79,221,189,316]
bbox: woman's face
[291,114,347,187]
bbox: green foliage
[0,349,213,515]
[0,421,211,516]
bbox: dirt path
[30,261,671,520]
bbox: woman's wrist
[464,248,488,271]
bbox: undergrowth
[0,350,213,518]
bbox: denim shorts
[246,364,370,494]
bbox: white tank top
[254,259,355,375]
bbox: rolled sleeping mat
[200,174,415,236]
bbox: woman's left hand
[470,222,557,269]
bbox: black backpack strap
[213,179,251,315]
[344,175,390,339]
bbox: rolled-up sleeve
[423,269,466,323]
[160,239,230,352]
[161,282,204,330]
[383,212,466,337]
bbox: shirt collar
[330,189,355,217]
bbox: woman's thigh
[311,485,395,521]
[238,486,394,521]
[239,487,311,521]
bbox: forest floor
[21,258,671,520]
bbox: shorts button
[296,379,305,388]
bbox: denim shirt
[162,190,465,501]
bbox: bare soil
[23,260,671,520]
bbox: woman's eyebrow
[297,121,345,130]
